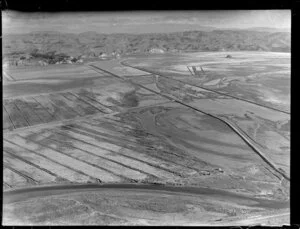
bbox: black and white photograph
[2,9,291,226]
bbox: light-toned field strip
[3,164,37,184]
[13,99,43,126]
[3,100,29,128]
[6,134,121,183]
[74,119,188,160]
[3,167,28,187]
[66,117,192,163]
[4,140,93,183]
[25,131,149,181]
[3,106,14,130]
[57,124,197,175]
[4,149,62,179]
[70,123,190,164]
[4,152,57,184]
[32,127,180,181]
[21,130,146,180]
[44,126,190,179]
[65,122,204,173]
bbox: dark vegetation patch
[120,90,139,107]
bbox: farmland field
[3,52,290,225]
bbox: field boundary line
[19,99,45,123]
[4,149,63,179]
[4,137,99,183]
[30,130,157,180]
[18,133,126,182]
[3,102,29,129]
[62,123,197,166]
[27,135,133,182]
[12,100,34,127]
[3,163,38,184]
[48,127,184,178]
[3,105,16,129]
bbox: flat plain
[3,51,290,225]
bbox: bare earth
[3,51,290,225]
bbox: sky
[2,10,291,34]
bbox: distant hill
[3,30,291,65]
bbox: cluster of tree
[30,50,73,64]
